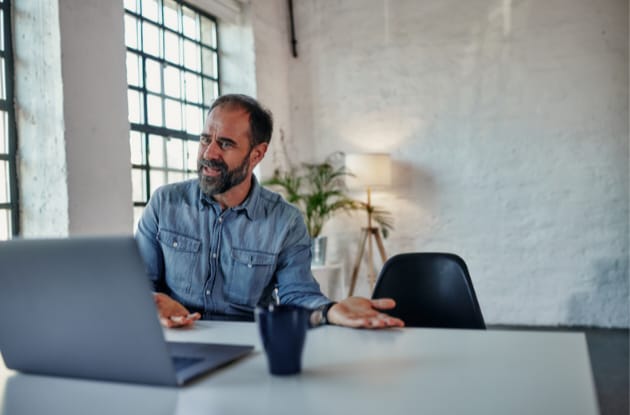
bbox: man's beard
[197,152,251,197]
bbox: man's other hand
[153,292,201,328]
[327,297,405,329]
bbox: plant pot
[310,236,327,266]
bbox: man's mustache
[199,159,228,173]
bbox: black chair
[372,253,485,329]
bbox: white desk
[0,322,599,415]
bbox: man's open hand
[327,297,405,329]
[154,292,201,328]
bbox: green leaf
[262,152,394,238]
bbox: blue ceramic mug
[255,304,311,375]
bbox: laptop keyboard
[172,356,203,371]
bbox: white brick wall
[251,0,295,176]
[286,0,629,327]
[14,0,626,327]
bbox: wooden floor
[491,325,629,415]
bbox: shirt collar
[198,175,263,221]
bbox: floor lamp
[345,153,391,296]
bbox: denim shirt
[135,176,330,321]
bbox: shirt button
[172,241,178,248]
[218,217,223,223]
[206,290,210,295]
[212,253,217,258]
[248,263,253,268]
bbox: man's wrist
[310,301,337,327]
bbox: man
[136,94,403,329]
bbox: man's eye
[219,141,233,149]
[200,136,210,145]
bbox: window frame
[124,0,221,213]
[0,0,19,238]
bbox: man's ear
[249,142,268,167]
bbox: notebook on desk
[0,236,253,387]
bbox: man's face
[197,106,257,196]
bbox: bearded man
[136,94,403,329]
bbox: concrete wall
[14,0,69,236]
[12,0,628,327]
[250,0,294,176]
[14,0,132,236]
[58,0,133,235]
[287,0,629,327]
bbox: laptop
[0,236,254,387]
[4,373,178,415]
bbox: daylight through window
[124,0,220,228]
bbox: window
[123,0,220,228]
[0,0,18,240]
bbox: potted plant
[263,152,393,265]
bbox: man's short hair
[209,94,273,146]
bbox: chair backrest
[372,253,485,329]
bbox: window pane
[203,79,218,104]
[142,22,160,57]
[185,105,203,134]
[127,89,143,123]
[149,134,165,166]
[124,0,138,13]
[182,7,199,40]
[163,0,179,30]
[130,131,144,165]
[184,72,201,104]
[147,94,163,126]
[131,167,146,202]
[0,112,6,154]
[126,52,142,87]
[166,138,184,169]
[183,40,200,71]
[124,15,138,50]
[164,99,182,130]
[0,209,9,240]
[164,31,180,64]
[201,49,217,78]
[0,160,7,203]
[142,0,160,22]
[0,58,5,100]
[0,10,4,51]
[167,171,184,183]
[200,16,216,48]
[150,170,166,194]
[187,140,198,171]
[145,59,162,93]
[163,65,181,98]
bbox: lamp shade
[345,153,391,189]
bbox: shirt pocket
[157,229,201,294]
[224,247,277,305]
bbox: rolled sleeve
[275,213,331,309]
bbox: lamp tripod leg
[348,229,369,297]
[367,231,376,292]
[373,229,387,263]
